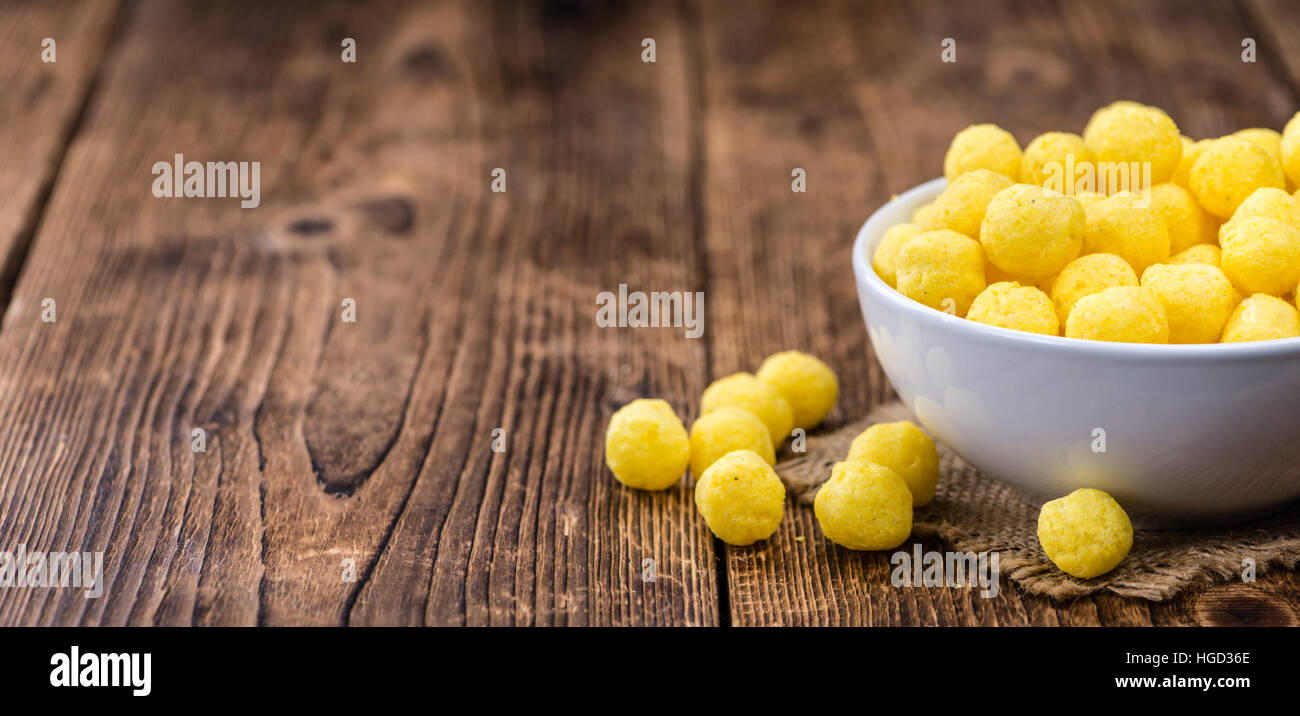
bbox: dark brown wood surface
[0,0,1296,626]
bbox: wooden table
[2,0,1298,626]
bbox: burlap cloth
[777,401,1300,601]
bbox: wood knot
[287,216,335,236]
[354,196,414,235]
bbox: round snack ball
[943,123,1021,182]
[1036,488,1133,579]
[1072,190,1107,211]
[1064,286,1169,343]
[966,282,1060,336]
[1172,136,1211,189]
[1050,253,1139,325]
[1139,263,1240,343]
[1234,127,1284,167]
[689,407,775,479]
[1082,101,1182,188]
[1169,243,1222,267]
[604,399,690,490]
[910,201,936,226]
[986,263,1056,293]
[1148,183,1215,253]
[895,229,987,316]
[846,420,940,506]
[700,372,795,446]
[918,169,1014,238]
[694,449,785,546]
[1221,293,1300,342]
[980,184,1085,279]
[1219,216,1300,296]
[1190,135,1285,219]
[756,350,839,430]
[1021,131,1094,189]
[1283,111,1300,187]
[1223,186,1300,230]
[872,223,922,288]
[1082,192,1171,275]
[814,460,913,550]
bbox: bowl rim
[852,177,1300,359]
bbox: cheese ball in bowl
[944,124,1021,182]
[979,184,1085,281]
[1064,286,1169,344]
[966,282,1059,336]
[1139,263,1239,344]
[895,229,987,316]
[1190,136,1285,219]
[854,177,1300,526]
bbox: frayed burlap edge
[777,402,1300,601]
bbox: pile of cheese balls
[872,101,1300,343]
[605,351,939,551]
[605,351,1134,579]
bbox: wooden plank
[0,0,717,626]
[704,0,1300,625]
[0,0,121,303]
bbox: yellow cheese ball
[1072,190,1107,211]
[1036,488,1133,579]
[1282,111,1300,188]
[1082,192,1171,274]
[700,372,795,446]
[1139,263,1240,343]
[1169,243,1222,267]
[689,407,775,479]
[943,124,1021,181]
[1021,131,1095,189]
[604,399,690,490]
[1148,182,1215,253]
[694,450,785,546]
[846,420,940,506]
[1190,136,1285,219]
[1221,293,1300,342]
[756,350,839,430]
[980,184,1085,280]
[872,222,923,288]
[919,169,1014,238]
[1082,101,1182,189]
[1064,286,1169,343]
[1219,216,1300,296]
[1172,136,1211,189]
[1234,127,1284,167]
[895,229,987,316]
[1050,253,1140,325]
[910,201,936,226]
[966,281,1060,336]
[814,460,913,550]
[1223,186,1300,231]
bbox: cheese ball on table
[1065,286,1169,343]
[979,184,1085,281]
[814,460,913,551]
[918,169,1013,238]
[1169,243,1222,267]
[756,350,839,430]
[689,407,775,479]
[700,372,795,446]
[1140,263,1239,343]
[1219,216,1300,296]
[604,399,690,490]
[895,229,987,316]
[1082,101,1182,189]
[1021,131,1094,189]
[694,450,785,546]
[943,124,1021,182]
[1221,294,1300,342]
[846,420,940,506]
[1082,192,1171,275]
[1190,136,1285,219]
[1037,488,1133,579]
[872,222,923,288]
[1050,253,1140,325]
[966,282,1060,336]
[1148,183,1215,253]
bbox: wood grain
[0,0,1296,626]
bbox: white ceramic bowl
[852,178,1300,528]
